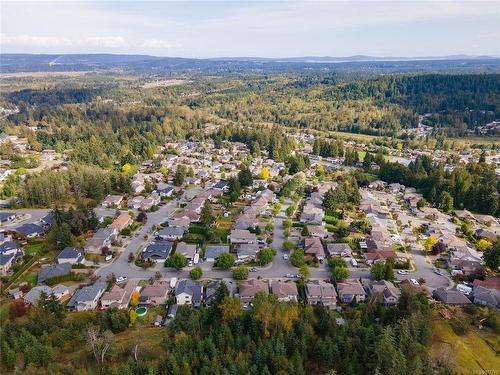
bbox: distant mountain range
[1,53,499,74]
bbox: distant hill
[1,53,499,74]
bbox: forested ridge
[189,73,499,137]
[1,283,446,375]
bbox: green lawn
[24,241,46,255]
[432,314,499,374]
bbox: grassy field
[448,136,500,147]
[431,313,499,374]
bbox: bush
[120,227,132,236]
[165,253,187,270]
[257,247,276,266]
[290,249,305,267]
[283,240,295,251]
[450,318,469,336]
[189,266,203,280]
[323,215,338,225]
[233,266,249,280]
[44,272,84,286]
[215,252,235,269]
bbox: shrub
[189,266,203,280]
[215,253,235,269]
[450,318,469,336]
[257,247,276,266]
[290,249,306,267]
[232,266,249,280]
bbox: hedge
[45,272,85,286]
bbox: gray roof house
[67,282,107,311]
[56,247,84,265]
[157,226,186,241]
[15,223,44,238]
[38,263,72,284]
[204,245,230,262]
[175,279,203,307]
[228,229,257,244]
[24,284,70,305]
[143,241,173,262]
[433,287,471,305]
[305,280,337,308]
[473,286,500,308]
[369,280,401,306]
[326,243,352,257]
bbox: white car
[283,254,289,260]
[397,270,409,275]
[116,276,127,283]
[188,260,194,267]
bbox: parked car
[283,254,289,260]
[397,270,409,275]
[249,267,258,272]
[116,276,127,283]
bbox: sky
[1,1,499,58]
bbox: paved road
[0,209,51,229]
[395,241,451,290]
[96,202,177,279]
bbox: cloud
[141,39,172,49]
[0,34,127,48]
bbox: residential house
[239,279,268,305]
[305,280,337,308]
[449,256,484,276]
[15,223,44,238]
[101,280,138,309]
[0,253,15,274]
[85,227,118,254]
[94,208,118,223]
[101,195,124,208]
[110,213,133,232]
[204,280,233,305]
[141,192,160,211]
[368,280,401,306]
[433,287,471,305]
[157,186,175,198]
[228,229,257,244]
[300,206,324,225]
[143,241,173,263]
[168,217,191,229]
[326,243,352,257]
[473,278,500,308]
[67,282,107,311]
[157,226,186,241]
[212,180,229,192]
[139,281,170,306]
[0,212,16,223]
[271,280,299,302]
[175,242,197,261]
[56,247,84,265]
[204,245,230,262]
[24,284,70,305]
[337,279,366,303]
[307,225,327,238]
[236,243,259,262]
[128,196,144,209]
[475,228,497,240]
[38,263,72,284]
[175,279,203,307]
[303,237,326,262]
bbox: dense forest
[375,154,500,216]
[189,74,499,137]
[2,73,498,149]
[0,282,449,375]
